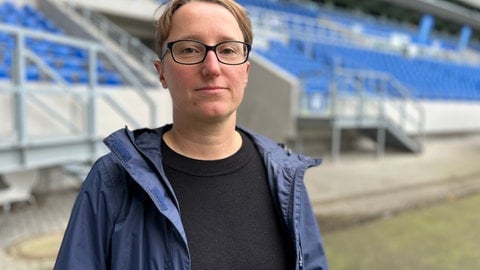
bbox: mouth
[195,86,227,92]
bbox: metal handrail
[247,6,386,48]
[330,67,425,140]
[0,24,157,165]
[248,6,480,65]
[69,4,158,76]
[318,66,425,161]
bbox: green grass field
[322,193,480,270]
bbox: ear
[244,61,251,86]
[154,60,168,88]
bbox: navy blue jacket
[54,125,328,269]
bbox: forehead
[168,1,243,41]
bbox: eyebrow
[174,34,243,44]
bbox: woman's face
[154,1,250,123]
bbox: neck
[163,119,242,160]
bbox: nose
[201,50,221,77]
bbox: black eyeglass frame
[159,40,252,65]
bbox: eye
[179,46,201,55]
[174,41,204,56]
[217,43,242,56]
[219,47,236,55]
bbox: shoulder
[238,126,321,168]
[78,153,132,206]
[80,152,139,218]
[238,127,288,153]
[90,153,129,186]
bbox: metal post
[330,74,341,162]
[376,124,386,158]
[356,74,365,125]
[13,31,27,165]
[87,45,98,158]
[376,78,387,158]
[331,124,341,162]
[0,202,11,248]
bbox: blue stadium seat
[26,65,40,80]
[238,0,318,17]
[0,65,9,79]
[259,32,480,101]
[98,71,123,85]
[0,1,122,86]
[58,68,89,84]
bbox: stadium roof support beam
[382,0,480,31]
[457,0,480,10]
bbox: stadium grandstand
[1,0,480,212]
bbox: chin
[198,107,236,121]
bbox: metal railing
[328,67,424,136]
[297,65,425,161]
[247,6,388,49]
[66,3,158,78]
[248,6,480,65]
[326,67,425,160]
[0,24,157,172]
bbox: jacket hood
[103,125,188,244]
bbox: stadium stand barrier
[0,1,162,210]
[0,23,157,171]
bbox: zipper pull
[298,244,303,269]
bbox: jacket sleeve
[300,186,329,270]
[54,155,124,270]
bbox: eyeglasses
[160,40,251,65]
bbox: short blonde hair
[154,0,253,56]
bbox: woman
[54,0,328,269]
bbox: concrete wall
[44,0,159,39]
[94,87,172,136]
[422,101,480,134]
[238,53,300,143]
[0,85,172,173]
[38,0,97,41]
[50,0,159,21]
[0,86,172,141]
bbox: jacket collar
[104,124,321,183]
[103,125,188,244]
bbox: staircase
[298,68,425,160]
[41,0,159,88]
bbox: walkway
[306,133,480,231]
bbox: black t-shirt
[162,131,294,270]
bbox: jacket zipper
[298,240,304,269]
[287,166,305,270]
